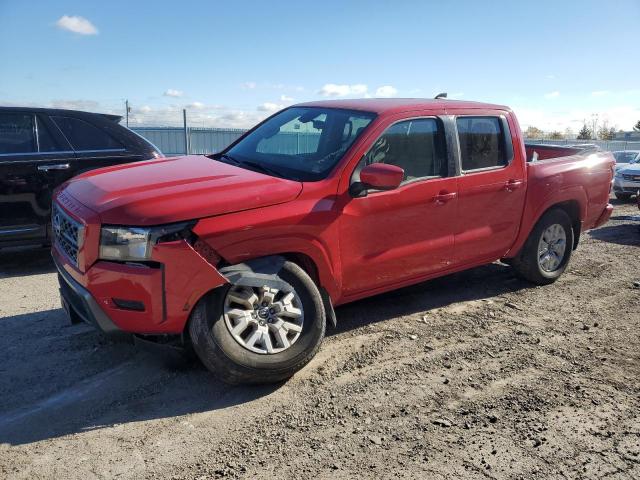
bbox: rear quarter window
[456,116,511,171]
[52,116,123,151]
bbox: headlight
[100,227,152,261]
[99,222,194,261]
[614,171,623,178]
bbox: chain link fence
[124,109,640,156]
[524,138,640,152]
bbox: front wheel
[615,193,632,201]
[188,260,326,384]
[511,209,574,285]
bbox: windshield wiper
[214,153,290,179]
[236,159,288,179]
[216,153,240,165]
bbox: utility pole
[591,114,598,140]
[125,100,130,127]
[183,108,189,155]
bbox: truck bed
[519,144,614,238]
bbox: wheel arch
[243,253,337,328]
[506,188,587,258]
[193,253,337,330]
[543,200,581,250]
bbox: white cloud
[546,74,556,79]
[49,99,99,111]
[591,90,610,97]
[280,94,294,103]
[257,102,284,112]
[138,105,152,113]
[514,105,640,132]
[242,82,257,90]
[164,89,184,97]
[55,15,98,35]
[544,91,560,99]
[375,85,398,98]
[186,101,205,109]
[318,83,368,97]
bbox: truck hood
[64,155,303,225]
[618,164,640,174]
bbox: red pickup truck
[52,99,614,384]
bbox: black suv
[0,107,162,249]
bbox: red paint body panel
[52,99,615,335]
[65,155,302,225]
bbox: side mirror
[350,163,404,197]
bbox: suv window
[52,116,123,151]
[359,118,448,183]
[36,116,68,152]
[0,113,36,154]
[456,116,509,171]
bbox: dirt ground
[1,198,639,480]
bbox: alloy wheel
[223,284,304,354]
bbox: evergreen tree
[577,124,592,140]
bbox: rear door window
[51,116,123,151]
[456,116,510,171]
[0,113,36,154]
[36,116,68,152]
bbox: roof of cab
[296,98,510,115]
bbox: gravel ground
[1,198,639,480]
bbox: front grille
[52,202,84,266]
[622,174,640,181]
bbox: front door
[0,112,75,245]
[339,116,458,296]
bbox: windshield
[613,151,639,164]
[213,107,376,181]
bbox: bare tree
[524,126,544,139]
[549,131,563,140]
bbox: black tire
[188,260,326,385]
[615,193,632,201]
[511,208,574,285]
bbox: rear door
[0,112,75,245]
[452,112,526,265]
[50,115,143,178]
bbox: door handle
[434,191,457,205]
[37,163,70,172]
[504,179,524,192]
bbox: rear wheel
[188,260,326,384]
[511,209,574,285]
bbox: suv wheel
[615,193,631,201]
[188,259,326,384]
[511,209,574,285]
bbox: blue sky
[1,0,639,132]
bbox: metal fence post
[183,109,189,155]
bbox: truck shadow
[330,262,528,336]
[0,310,280,445]
[0,262,530,446]
[588,222,640,246]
